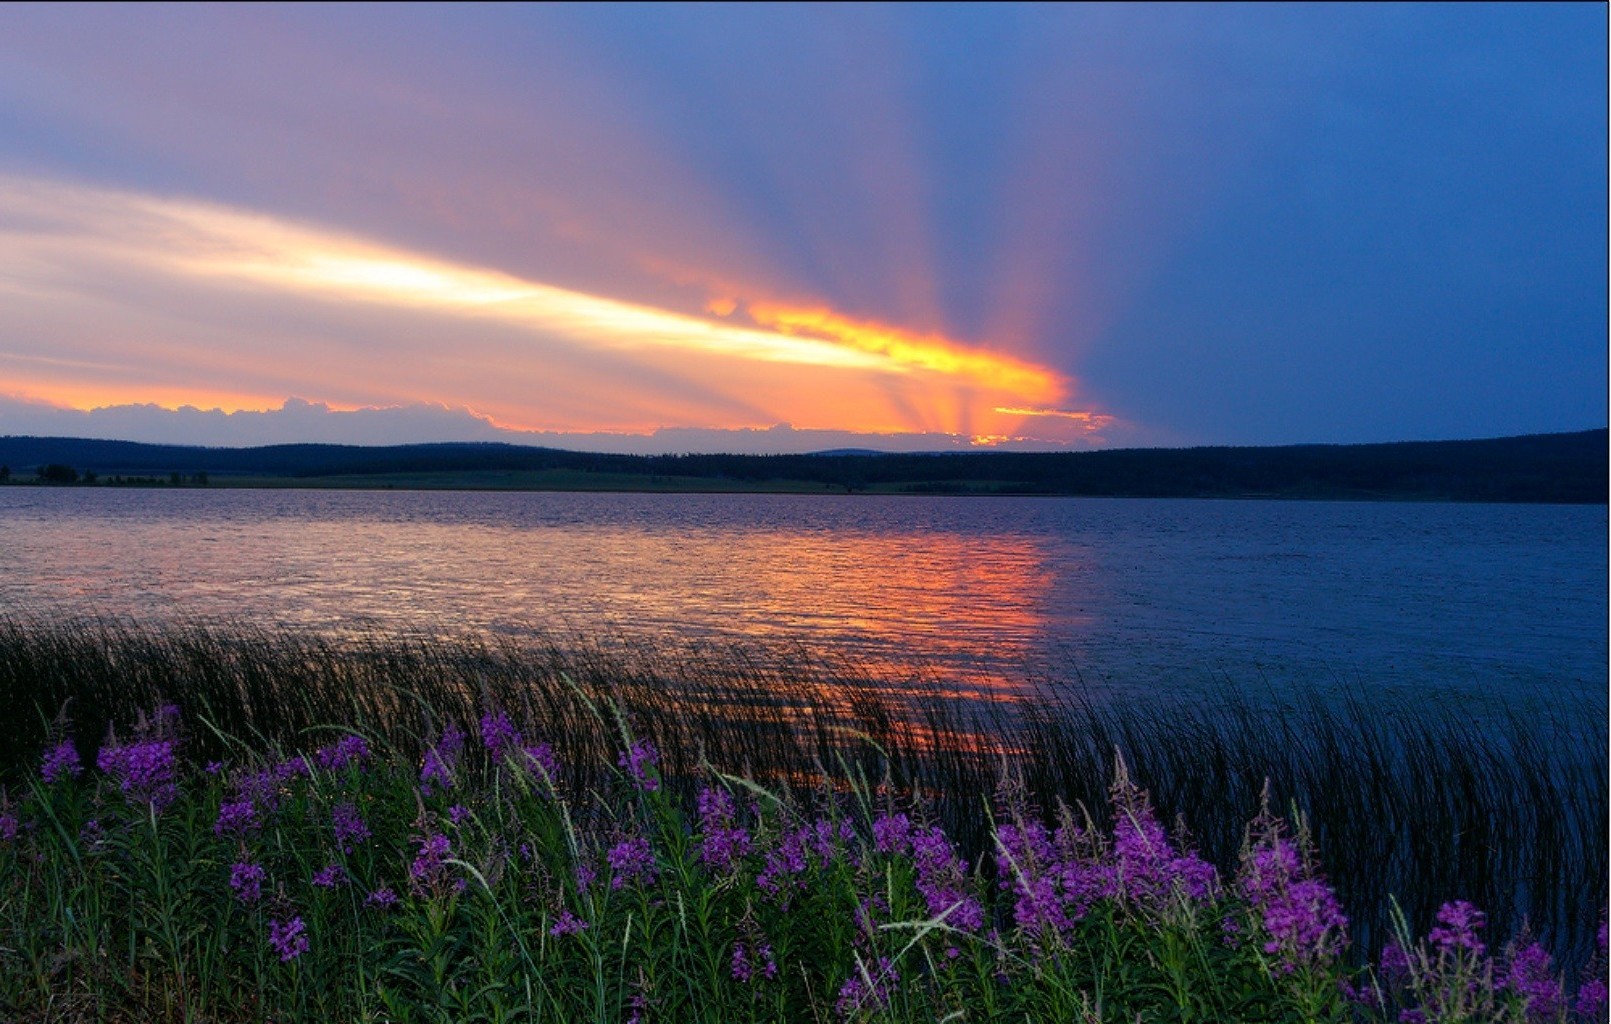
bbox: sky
[0,3,1604,453]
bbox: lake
[1,487,1604,718]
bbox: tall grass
[0,616,1602,974]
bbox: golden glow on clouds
[747,303,1064,406]
[0,176,1109,442]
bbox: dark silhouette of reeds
[0,616,1601,972]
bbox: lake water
[1,487,1604,716]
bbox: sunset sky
[0,4,1604,453]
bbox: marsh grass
[0,616,1603,978]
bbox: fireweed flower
[994,819,1073,936]
[0,814,18,843]
[697,786,752,872]
[836,957,897,1018]
[230,861,266,905]
[331,801,370,854]
[1500,939,1563,1019]
[911,825,984,933]
[607,836,659,889]
[213,798,260,838]
[550,908,588,936]
[313,734,369,772]
[40,739,81,783]
[1107,774,1218,910]
[365,887,399,909]
[872,812,912,855]
[96,738,179,812]
[419,724,465,795]
[479,710,521,757]
[1428,900,1487,957]
[410,833,453,890]
[1573,921,1608,1019]
[522,742,560,781]
[312,864,346,888]
[731,940,779,983]
[1237,829,1348,972]
[618,740,659,792]
[757,824,825,898]
[268,916,309,962]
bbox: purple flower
[618,740,659,792]
[872,812,912,855]
[1573,920,1608,1018]
[410,833,453,889]
[213,798,260,838]
[479,710,521,757]
[365,887,399,909]
[0,814,18,843]
[41,739,82,783]
[1428,900,1486,957]
[1501,940,1562,1019]
[607,836,659,890]
[1575,978,1607,1019]
[522,742,560,781]
[331,801,370,854]
[911,825,984,933]
[268,916,309,962]
[1380,942,1412,984]
[697,786,752,872]
[731,939,779,983]
[96,739,178,811]
[756,825,814,897]
[419,724,465,795]
[1237,833,1348,970]
[312,863,346,888]
[230,861,265,905]
[994,819,1072,936]
[1108,779,1218,909]
[550,908,588,936]
[314,734,369,772]
[836,957,896,1017]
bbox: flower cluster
[1107,773,1218,911]
[730,938,778,983]
[607,835,659,890]
[697,785,752,872]
[268,916,308,962]
[96,739,178,812]
[214,798,261,838]
[419,724,465,795]
[331,801,371,854]
[229,861,265,905]
[40,739,81,783]
[910,825,984,935]
[314,734,370,772]
[618,739,659,793]
[1236,819,1348,973]
[410,832,453,891]
[836,957,897,1019]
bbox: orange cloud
[746,303,1065,405]
[0,175,1116,446]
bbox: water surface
[1,487,1603,714]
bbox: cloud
[0,393,1145,453]
[0,175,1114,445]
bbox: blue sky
[0,3,1603,451]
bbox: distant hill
[0,429,1604,503]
